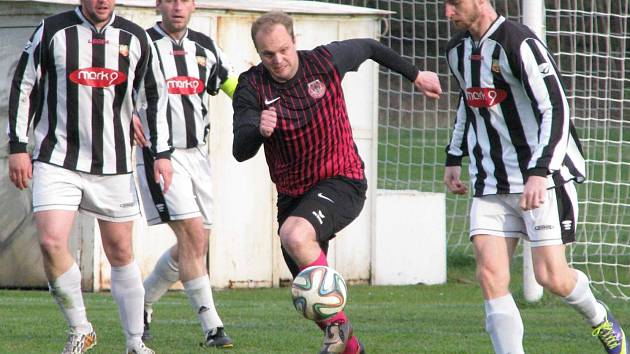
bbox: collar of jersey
[75,6,116,34]
[153,22,189,47]
[468,15,505,47]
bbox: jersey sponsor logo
[89,38,109,45]
[469,54,484,61]
[166,76,205,95]
[69,67,127,87]
[308,79,326,99]
[465,87,507,108]
[171,50,187,56]
[264,96,281,105]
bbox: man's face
[157,0,195,34]
[444,0,481,30]
[254,24,299,83]
[81,0,115,25]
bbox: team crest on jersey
[491,59,501,73]
[307,79,326,99]
[196,56,207,66]
[119,45,129,57]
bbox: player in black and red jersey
[232,11,442,354]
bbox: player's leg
[472,235,523,354]
[470,195,526,354]
[170,218,234,348]
[279,177,366,354]
[141,245,179,340]
[81,172,151,353]
[527,182,626,354]
[32,162,96,353]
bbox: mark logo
[69,68,127,87]
[307,79,326,99]
[166,76,205,95]
[465,87,507,108]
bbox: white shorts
[32,162,140,222]
[469,182,578,247]
[136,147,213,228]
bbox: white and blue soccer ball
[291,265,347,321]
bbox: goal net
[322,0,630,299]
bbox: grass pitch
[1,258,627,353]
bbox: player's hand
[153,158,173,194]
[8,153,33,190]
[132,114,148,147]
[414,71,443,99]
[519,175,547,211]
[444,165,468,195]
[260,107,277,138]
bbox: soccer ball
[291,266,347,321]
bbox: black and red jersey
[233,38,418,197]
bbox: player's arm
[324,38,442,98]
[444,93,469,195]
[205,42,238,99]
[7,22,45,190]
[518,38,570,179]
[232,74,265,162]
[137,32,173,192]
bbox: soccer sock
[484,293,524,354]
[563,269,607,327]
[48,263,92,333]
[143,249,179,317]
[184,275,223,334]
[111,262,145,347]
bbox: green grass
[1,260,628,353]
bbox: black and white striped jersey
[142,24,232,149]
[8,7,170,175]
[445,16,585,197]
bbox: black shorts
[277,176,367,243]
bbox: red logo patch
[307,79,326,99]
[69,68,126,87]
[166,76,205,95]
[171,50,187,56]
[89,38,108,45]
[465,87,507,108]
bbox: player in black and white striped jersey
[132,0,236,349]
[442,1,627,354]
[7,1,171,353]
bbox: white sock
[484,293,524,354]
[563,269,607,327]
[48,263,91,333]
[143,250,179,318]
[111,262,145,348]
[184,275,223,334]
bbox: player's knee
[38,233,66,255]
[476,265,510,293]
[178,234,207,259]
[534,269,568,294]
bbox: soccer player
[132,0,236,348]
[232,11,442,354]
[7,0,171,353]
[442,1,627,353]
